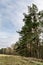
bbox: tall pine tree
[17,4,42,58]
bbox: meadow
[0,54,43,65]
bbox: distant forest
[0,4,43,59]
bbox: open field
[0,54,43,65]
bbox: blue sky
[0,0,43,48]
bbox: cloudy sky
[0,0,43,48]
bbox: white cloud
[0,0,34,48]
[0,31,19,48]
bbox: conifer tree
[17,4,42,58]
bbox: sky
[0,0,43,48]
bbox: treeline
[0,42,43,59]
[0,43,19,55]
[0,4,43,59]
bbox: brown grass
[0,54,43,65]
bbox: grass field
[0,54,43,65]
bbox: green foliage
[16,4,43,58]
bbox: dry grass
[0,54,43,65]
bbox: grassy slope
[0,54,43,65]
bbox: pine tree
[17,4,42,58]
